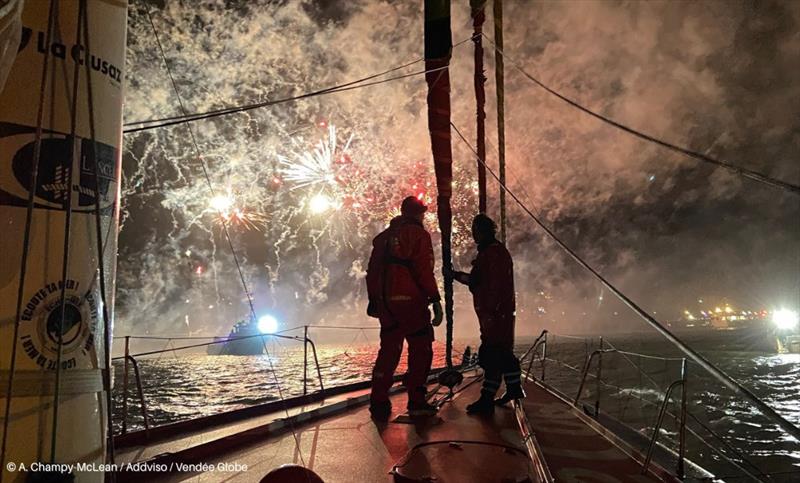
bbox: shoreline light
[772,309,799,331]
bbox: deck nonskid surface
[127,374,674,482]
[166,373,526,482]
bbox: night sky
[118,0,799,339]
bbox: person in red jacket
[366,196,443,420]
[450,214,523,414]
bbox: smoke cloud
[119,0,799,340]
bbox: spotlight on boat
[258,314,279,334]
[772,309,799,331]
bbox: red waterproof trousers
[370,302,433,404]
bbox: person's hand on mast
[445,264,470,285]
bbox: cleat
[369,400,392,421]
[407,400,438,416]
[466,396,495,415]
[494,386,526,406]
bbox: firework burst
[207,191,267,232]
[278,124,353,192]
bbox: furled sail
[424,0,456,368]
[470,0,487,213]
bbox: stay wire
[144,7,256,323]
[51,0,84,461]
[80,0,117,470]
[123,37,472,133]
[450,120,800,441]
[0,0,58,477]
[145,6,306,467]
[124,55,422,126]
[258,335,307,469]
[124,67,442,133]
[482,33,800,196]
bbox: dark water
[112,332,800,481]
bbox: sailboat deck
[522,382,677,482]
[114,370,679,482]
[114,386,376,466]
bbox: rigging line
[123,36,473,132]
[258,335,307,469]
[52,0,85,462]
[481,33,800,196]
[123,65,448,134]
[123,57,425,126]
[601,344,764,478]
[145,9,308,465]
[481,132,543,217]
[144,7,256,323]
[111,334,304,360]
[450,120,800,442]
[80,0,117,469]
[540,351,765,480]
[0,0,58,478]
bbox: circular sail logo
[19,279,99,370]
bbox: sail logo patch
[19,279,99,371]
[0,122,117,212]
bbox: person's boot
[494,384,526,406]
[369,400,392,421]
[466,394,495,415]
[407,400,438,416]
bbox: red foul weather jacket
[366,216,440,318]
[467,239,516,349]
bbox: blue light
[257,314,279,334]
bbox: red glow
[195,266,204,275]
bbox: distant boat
[206,319,266,356]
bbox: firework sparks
[308,193,337,214]
[278,124,353,191]
[208,190,267,231]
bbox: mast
[424,0,456,369]
[0,1,127,480]
[493,0,506,242]
[470,0,487,214]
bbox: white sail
[0,1,127,481]
[0,0,23,92]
